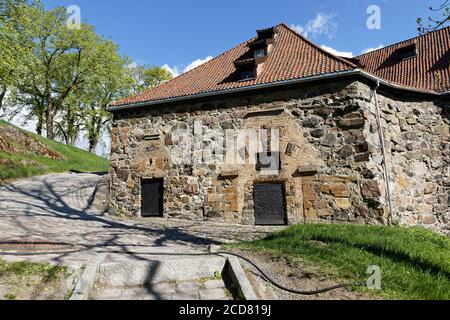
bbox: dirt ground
[229,249,379,300]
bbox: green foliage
[128,65,173,94]
[417,1,449,34]
[0,0,35,108]
[230,224,450,300]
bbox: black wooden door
[141,179,164,217]
[253,183,286,225]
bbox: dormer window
[238,69,256,81]
[398,44,416,61]
[231,26,278,82]
[254,47,267,58]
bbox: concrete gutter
[107,69,449,112]
[223,257,258,301]
[70,255,105,300]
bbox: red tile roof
[112,24,356,107]
[112,24,449,108]
[355,26,450,93]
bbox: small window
[254,48,267,58]
[238,69,255,81]
[398,44,416,61]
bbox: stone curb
[224,257,258,300]
[70,255,105,300]
[97,256,226,287]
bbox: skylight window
[398,44,417,61]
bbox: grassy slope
[229,224,450,300]
[0,120,109,182]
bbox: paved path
[0,173,281,300]
[0,173,218,267]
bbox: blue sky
[41,0,443,75]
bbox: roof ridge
[278,22,358,69]
[355,25,450,58]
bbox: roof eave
[107,70,357,111]
[107,69,448,112]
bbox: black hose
[217,251,354,295]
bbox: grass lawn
[0,258,70,300]
[228,224,450,300]
[0,120,109,183]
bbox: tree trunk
[65,106,79,146]
[36,106,44,136]
[69,135,77,147]
[45,102,55,140]
[0,85,6,111]
[89,138,98,154]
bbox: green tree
[10,3,128,141]
[80,45,133,153]
[2,0,169,153]
[418,1,449,34]
[0,0,34,110]
[128,65,172,95]
[81,63,172,153]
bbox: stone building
[108,24,450,233]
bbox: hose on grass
[217,251,354,295]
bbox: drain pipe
[372,82,395,223]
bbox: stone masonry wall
[364,86,449,233]
[109,79,449,233]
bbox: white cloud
[320,45,354,58]
[291,13,338,39]
[360,44,385,55]
[163,56,213,78]
[184,56,213,73]
[162,64,181,77]
[127,61,138,69]
[290,24,307,37]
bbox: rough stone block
[338,118,365,129]
[419,214,437,225]
[322,183,350,197]
[220,169,239,178]
[317,209,333,217]
[208,194,224,203]
[361,180,382,198]
[297,165,319,176]
[335,198,352,209]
